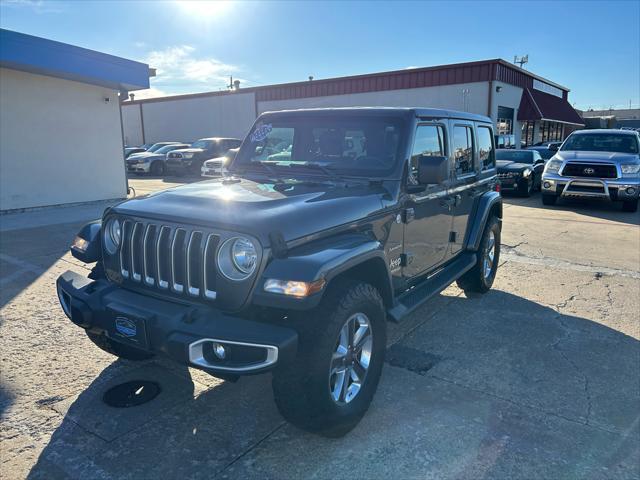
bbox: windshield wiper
[295,162,342,182]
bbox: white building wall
[0,68,127,211]
[127,91,256,144]
[121,103,143,146]
[490,81,524,146]
[258,82,491,116]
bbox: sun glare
[176,0,232,18]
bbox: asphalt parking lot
[1,176,639,479]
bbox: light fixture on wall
[496,86,502,93]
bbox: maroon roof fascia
[123,59,570,107]
[517,88,584,126]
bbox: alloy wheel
[329,313,373,404]
[483,230,496,280]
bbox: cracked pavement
[1,179,639,479]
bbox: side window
[409,125,445,183]
[453,126,474,176]
[477,126,495,171]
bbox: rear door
[402,123,453,278]
[449,122,495,255]
[449,122,478,255]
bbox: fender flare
[252,234,393,310]
[465,191,502,252]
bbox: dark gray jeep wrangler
[57,108,502,436]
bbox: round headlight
[217,236,259,281]
[231,237,257,274]
[104,218,121,254]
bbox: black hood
[110,177,390,245]
[496,160,532,173]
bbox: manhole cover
[103,380,161,408]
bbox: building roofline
[0,28,151,91]
[123,58,569,106]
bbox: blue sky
[1,0,638,109]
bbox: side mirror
[548,144,559,152]
[418,155,449,185]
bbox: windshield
[147,143,171,152]
[191,140,214,150]
[232,115,405,177]
[561,134,639,153]
[156,144,186,154]
[496,150,535,164]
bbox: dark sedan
[496,149,545,196]
[526,141,562,160]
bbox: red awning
[517,88,584,126]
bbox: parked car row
[540,129,639,212]
[497,130,640,212]
[124,138,242,177]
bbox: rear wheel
[542,193,557,206]
[622,199,638,212]
[272,280,386,437]
[456,216,500,294]
[150,161,164,176]
[85,331,153,361]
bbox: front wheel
[150,161,165,176]
[272,280,386,437]
[456,216,500,294]
[519,176,533,197]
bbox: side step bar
[387,252,477,323]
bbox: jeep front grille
[118,220,220,300]
[561,162,617,179]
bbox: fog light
[626,187,636,195]
[543,181,552,189]
[213,343,226,359]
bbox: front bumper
[201,164,224,177]
[56,270,297,375]
[497,175,527,191]
[541,172,640,201]
[127,162,150,173]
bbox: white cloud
[1,0,65,13]
[143,45,239,92]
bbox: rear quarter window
[477,126,495,171]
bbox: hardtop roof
[259,107,492,124]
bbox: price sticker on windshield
[250,123,273,143]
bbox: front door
[402,123,453,279]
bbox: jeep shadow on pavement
[56,107,502,437]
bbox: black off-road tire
[85,331,154,361]
[272,279,387,437]
[150,161,165,176]
[456,216,501,294]
[622,199,638,212]
[542,193,557,206]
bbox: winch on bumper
[56,270,297,375]
[541,173,640,201]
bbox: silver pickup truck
[541,129,640,212]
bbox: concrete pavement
[1,178,638,479]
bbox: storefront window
[521,121,535,147]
